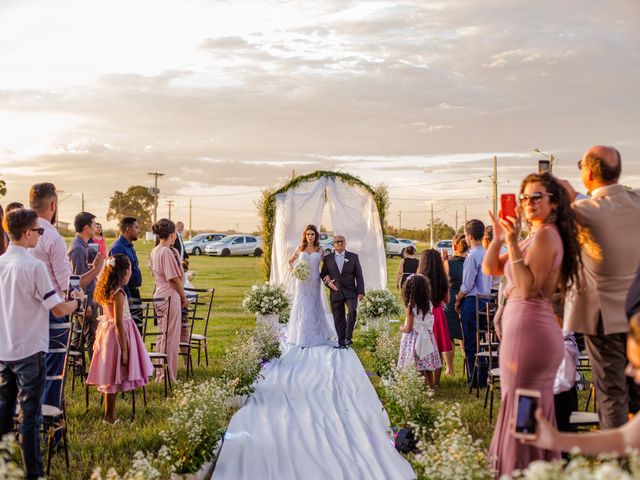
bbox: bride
[287,224,336,347]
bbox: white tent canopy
[269,176,387,298]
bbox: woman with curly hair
[418,249,454,382]
[87,254,153,424]
[398,274,440,390]
[483,172,582,477]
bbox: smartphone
[538,159,551,174]
[67,275,83,312]
[500,193,517,220]
[513,388,540,439]
[88,243,99,253]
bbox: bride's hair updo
[300,224,320,250]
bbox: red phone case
[500,194,517,220]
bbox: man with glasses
[562,146,640,429]
[0,209,81,479]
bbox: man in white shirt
[0,209,79,479]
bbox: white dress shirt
[0,245,63,361]
[30,217,72,297]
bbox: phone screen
[515,394,538,435]
[88,243,99,253]
[67,275,81,302]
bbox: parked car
[183,233,226,256]
[204,235,263,257]
[385,235,407,257]
[320,237,334,254]
[436,239,453,257]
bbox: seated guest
[0,208,80,479]
[396,245,419,290]
[528,313,640,456]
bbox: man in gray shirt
[68,212,100,361]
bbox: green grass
[48,240,497,479]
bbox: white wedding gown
[287,251,335,347]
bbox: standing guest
[418,249,454,380]
[396,245,419,290]
[29,182,103,411]
[455,219,492,388]
[0,208,80,479]
[109,217,143,331]
[93,222,107,258]
[5,202,24,213]
[68,212,100,361]
[0,204,7,255]
[483,172,582,476]
[443,234,469,374]
[174,221,189,269]
[562,146,640,429]
[149,218,187,383]
[86,254,153,424]
[398,274,440,391]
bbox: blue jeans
[43,312,69,408]
[460,296,488,388]
[0,352,46,479]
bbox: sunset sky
[1,0,639,232]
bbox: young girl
[87,254,154,424]
[418,249,454,383]
[398,274,441,391]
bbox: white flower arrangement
[90,446,174,479]
[292,260,311,281]
[222,330,264,396]
[356,288,403,324]
[380,364,437,430]
[253,321,282,362]
[371,329,400,379]
[0,435,23,480]
[242,282,290,316]
[411,403,493,480]
[160,378,236,474]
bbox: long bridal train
[213,344,415,479]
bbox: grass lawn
[48,240,498,479]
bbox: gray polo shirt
[68,236,95,297]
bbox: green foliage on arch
[258,171,389,280]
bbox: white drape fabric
[269,176,387,292]
[325,177,387,289]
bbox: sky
[1,0,639,232]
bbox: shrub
[371,329,400,378]
[380,364,436,431]
[222,330,263,396]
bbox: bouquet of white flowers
[292,260,311,281]
[356,288,403,324]
[242,282,290,316]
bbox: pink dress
[489,226,564,477]
[397,306,441,372]
[432,302,452,353]
[149,245,183,383]
[93,236,107,258]
[87,291,154,394]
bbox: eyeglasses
[29,228,45,235]
[519,192,554,204]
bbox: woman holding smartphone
[482,173,582,476]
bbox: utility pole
[81,192,85,212]
[455,210,458,232]
[188,197,192,239]
[398,210,402,231]
[464,205,467,226]
[492,155,498,220]
[430,203,434,248]
[167,200,174,220]
[147,171,165,225]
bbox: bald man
[562,146,640,428]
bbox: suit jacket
[173,233,188,261]
[564,185,640,335]
[320,251,365,301]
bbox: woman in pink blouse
[149,218,187,382]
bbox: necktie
[337,254,344,273]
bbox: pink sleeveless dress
[87,290,154,394]
[488,226,564,477]
[432,302,452,353]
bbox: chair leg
[63,423,70,470]
[484,378,490,409]
[489,385,496,422]
[197,344,202,366]
[46,429,54,476]
[204,340,209,367]
[163,370,168,397]
[167,367,173,392]
[142,386,147,407]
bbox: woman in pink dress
[418,249,454,383]
[92,222,107,258]
[87,254,154,424]
[149,218,187,383]
[483,173,582,477]
[398,274,441,390]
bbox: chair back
[48,319,74,410]
[129,296,172,344]
[475,293,497,349]
[184,287,215,337]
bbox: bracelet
[510,258,524,265]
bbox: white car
[385,235,407,257]
[183,233,226,256]
[398,238,418,252]
[204,235,263,257]
[436,239,453,257]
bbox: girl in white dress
[287,225,335,347]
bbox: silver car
[183,233,226,256]
[204,235,263,257]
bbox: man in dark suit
[320,234,365,348]
[174,221,189,270]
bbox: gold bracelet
[510,258,524,265]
